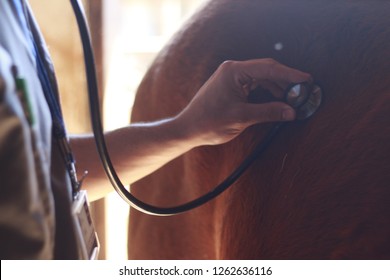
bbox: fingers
[182,58,310,146]
[252,79,285,99]
[239,102,296,124]
[222,58,311,124]
[222,58,312,88]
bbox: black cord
[70,0,283,216]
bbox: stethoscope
[70,0,323,216]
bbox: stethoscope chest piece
[285,82,323,120]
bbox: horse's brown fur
[128,0,390,259]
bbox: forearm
[70,116,200,201]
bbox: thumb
[242,102,296,124]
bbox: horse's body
[128,0,390,259]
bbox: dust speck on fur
[274,42,283,51]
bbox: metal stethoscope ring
[285,82,323,120]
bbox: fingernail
[282,108,295,120]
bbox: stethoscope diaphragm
[284,82,323,120]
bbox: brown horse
[127,0,390,259]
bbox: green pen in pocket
[12,66,35,126]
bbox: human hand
[177,58,312,146]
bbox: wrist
[171,112,210,149]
